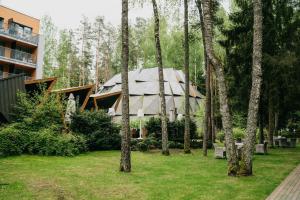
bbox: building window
[0,66,3,78]
[0,19,3,29]
[9,22,33,37]
[0,41,4,57]
[0,18,3,29]
[13,68,32,78]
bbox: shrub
[233,127,245,141]
[144,117,162,139]
[191,139,202,148]
[144,117,199,143]
[137,141,149,152]
[27,130,87,156]
[70,111,121,150]
[216,130,225,142]
[130,139,139,151]
[0,124,29,157]
[0,124,87,157]
[1,91,87,157]
[168,141,184,149]
[10,91,65,131]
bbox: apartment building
[0,5,44,80]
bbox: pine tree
[152,0,169,156]
[120,0,131,172]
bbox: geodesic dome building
[90,67,204,120]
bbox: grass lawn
[0,147,300,200]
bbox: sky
[1,0,230,31]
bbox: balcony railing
[0,46,37,67]
[0,23,39,45]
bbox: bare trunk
[95,29,101,92]
[120,0,131,172]
[274,112,279,136]
[196,0,239,175]
[268,96,274,148]
[152,0,169,156]
[239,0,263,176]
[210,68,215,142]
[259,101,264,144]
[184,0,191,154]
[197,0,209,156]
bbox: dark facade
[0,74,25,122]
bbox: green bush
[168,141,184,149]
[233,127,245,141]
[131,135,159,152]
[10,92,65,131]
[1,91,87,157]
[0,124,87,157]
[137,141,149,152]
[144,117,199,143]
[28,129,86,156]
[191,139,202,148]
[0,124,29,157]
[216,130,225,142]
[70,111,121,150]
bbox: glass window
[0,66,3,74]
[24,27,32,37]
[0,18,3,29]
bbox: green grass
[0,147,300,200]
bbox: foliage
[233,127,245,140]
[10,91,65,131]
[0,91,87,157]
[131,135,160,152]
[221,0,300,130]
[232,113,247,129]
[144,117,199,143]
[216,130,225,142]
[130,119,141,129]
[0,123,28,157]
[70,111,121,150]
[195,101,205,136]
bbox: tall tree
[77,16,93,86]
[239,0,263,176]
[120,0,131,172]
[196,0,239,175]
[152,0,169,155]
[196,0,209,156]
[55,29,72,88]
[41,15,57,78]
[93,16,105,91]
[184,0,191,154]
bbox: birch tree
[239,0,263,176]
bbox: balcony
[0,22,39,46]
[0,73,32,80]
[0,46,37,68]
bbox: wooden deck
[266,164,300,200]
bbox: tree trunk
[210,67,215,142]
[204,61,212,156]
[268,96,274,148]
[196,0,239,175]
[197,0,209,156]
[274,112,279,136]
[152,0,169,156]
[259,100,264,144]
[120,0,131,172]
[184,0,191,154]
[239,0,263,176]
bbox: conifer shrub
[70,111,121,150]
[0,91,87,157]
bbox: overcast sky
[1,0,230,31]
